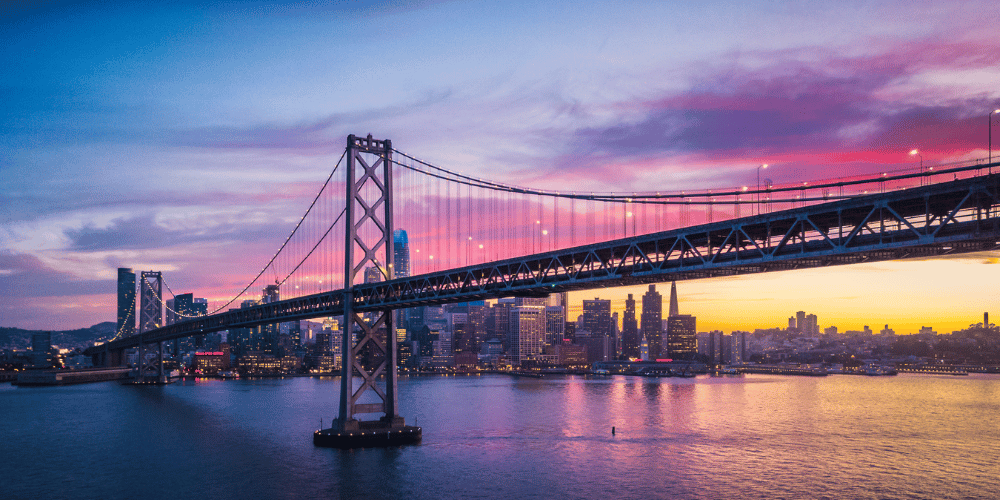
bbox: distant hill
[0,322,117,350]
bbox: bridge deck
[90,174,1000,353]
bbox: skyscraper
[621,294,639,359]
[230,299,261,357]
[545,305,565,345]
[663,282,695,358]
[666,315,697,358]
[393,229,410,279]
[31,331,52,367]
[392,229,413,345]
[117,268,136,337]
[642,285,663,358]
[668,281,679,317]
[509,305,545,365]
[581,299,611,338]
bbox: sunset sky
[3,0,1000,333]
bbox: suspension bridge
[88,134,1000,448]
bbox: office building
[31,331,52,367]
[393,229,412,344]
[545,305,565,345]
[581,299,612,338]
[666,315,697,358]
[117,268,136,337]
[642,284,663,358]
[621,294,639,359]
[509,305,545,365]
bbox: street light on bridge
[910,149,924,185]
[990,109,1000,174]
[756,164,768,215]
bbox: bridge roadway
[91,172,1000,354]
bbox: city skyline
[3,1,1000,331]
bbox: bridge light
[479,244,484,249]
[741,186,748,192]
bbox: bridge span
[93,170,1000,351]
[87,135,1000,448]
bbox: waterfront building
[509,305,545,365]
[117,268,136,337]
[258,285,281,354]
[192,351,226,375]
[703,330,738,365]
[554,343,588,367]
[643,284,663,358]
[30,332,52,367]
[666,315,697,358]
[237,352,301,375]
[577,335,611,363]
[229,300,262,357]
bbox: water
[3,374,999,499]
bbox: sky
[3,0,1000,333]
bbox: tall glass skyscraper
[393,229,414,333]
[393,229,410,279]
[117,268,136,337]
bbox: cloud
[0,252,109,299]
[556,38,1000,187]
[62,212,295,252]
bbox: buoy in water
[612,426,616,435]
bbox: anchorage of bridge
[90,164,1000,353]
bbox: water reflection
[4,374,1000,499]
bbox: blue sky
[3,0,1000,331]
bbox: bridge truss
[94,169,1000,347]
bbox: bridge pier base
[314,421,421,449]
[314,135,421,449]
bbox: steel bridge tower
[137,271,165,383]
[317,134,420,447]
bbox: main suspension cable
[207,149,346,314]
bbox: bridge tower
[317,134,420,447]
[137,271,165,383]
